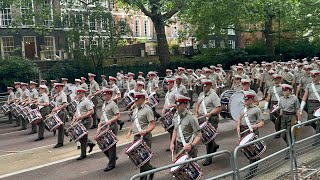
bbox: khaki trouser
[103,123,118,167]
[38,107,50,138]
[79,118,93,157]
[91,97,98,126]
[57,109,66,144]
[201,115,219,161]
[280,114,299,146]
[270,101,281,133]
[175,141,198,158]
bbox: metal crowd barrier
[233,129,294,180]
[291,117,320,180]
[130,150,235,180]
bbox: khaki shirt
[240,105,263,126]
[30,88,39,101]
[80,83,89,91]
[39,92,49,103]
[129,79,136,91]
[62,84,70,95]
[186,74,196,89]
[174,109,201,143]
[101,100,119,123]
[147,79,158,94]
[305,83,320,101]
[7,92,14,102]
[15,88,23,100]
[267,84,283,102]
[180,74,189,86]
[101,79,108,88]
[110,84,120,99]
[90,80,100,94]
[294,70,304,84]
[279,95,300,113]
[164,88,177,109]
[176,84,187,95]
[131,104,154,134]
[262,71,271,83]
[76,97,93,116]
[300,75,312,90]
[21,89,30,101]
[55,91,67,107]
[50,87,56,97]
[197,89,221,116]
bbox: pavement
[0,94,318,180]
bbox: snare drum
[44,113,63,132]
[21,106,32,119]
[0,104,11,115]
[95,129,118,152]
[220,90,244,120]
[200,121,217,144]
[238,132,267,160]
[28,109,43,125]
[170,154,203,180]
[158,108,176,131]
[125,139,154,167]
[12,104,23,117]
[49,101,55,109]
[313,108,320,117]
[124,95,134,109]
[66,122,88,142]
[148,93,159,108]
[68,100,77,114]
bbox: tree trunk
[264,16,275,55]
[151,16,170,71]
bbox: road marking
[0,132,168,178]
[0,129,28,136]
[0,144,55,157]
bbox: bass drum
[220,90,244,121]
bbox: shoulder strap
[311,83,320,102]
[243,107,253,132]
[273,86,280,102]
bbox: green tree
[182,0,304,55]
[119,0,185,69]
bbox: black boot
[117,120,124,130]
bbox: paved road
[0,95,318,179]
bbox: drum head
[170,154,189,172]
[127,139,142,152]
[314,108,320,117]
[199,121,208,128]
[239,133,254,146]
[229,91,244,121]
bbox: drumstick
[174,149,185,160]
[171,150,174,162]
[240,129,250,135]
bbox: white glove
[264,102,269,111]
[297,121,302,124]
[299,101,306,114]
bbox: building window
[87,0,95,6]
[90,39,98,49]
[220,40,225,48]
[172,27,177,38]
[79,39,85,51]
[228,28,235,35]
[228,40,236,49]
[109,0,115,10]
[44,36,55,60]
[1,36,14,57]
[101,17,110,30]
[74,14,83,29]
[0,1,11,26]
[208,40,215,48]
[135,18,140,37]
[43,0,53,27]
[144,19,149,37]
[20,0,34,26]
[120,18,126,35]
[62,13,70,28]
[89,16,96,31]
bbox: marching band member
[98,88,121,171]
[40,80,49,95]
[236,66,249,79]
[80,77,89,91]
[170,95,202,158]
[72,87,95,160]
[186,69,196,109]
[203,69,218,91]
[109,76,124,130]
[6,87,15,124]
[147,72,161,120]
[75,79,81,88]
[165,69,173,78]
[136,81,148,97]
[236,91,264,179]
[19,83,30,131]
[281,67,294,85]
[35,85,50,141]
[195,79,221,166]
[278,84,301,146]
[128,72,137,91]
[300,70,320,140]
[101,75,108,88]
[137,72,146,83]
[293,63,304,91]
[260,63,272,98]
[61,78,71,103]
[28,81,39,134]
[127,92,156,180]
[88,73,100,129]
[296,65,313,100]
[264,74,283,138]
[49,80,57,99]
[51,83,68,148]
[177,67,188,86]
[231,75,242,91]
[176,76,187,96]
[241,79,259,106]
[162,78,178,151]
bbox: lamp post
[278,9,281,61]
